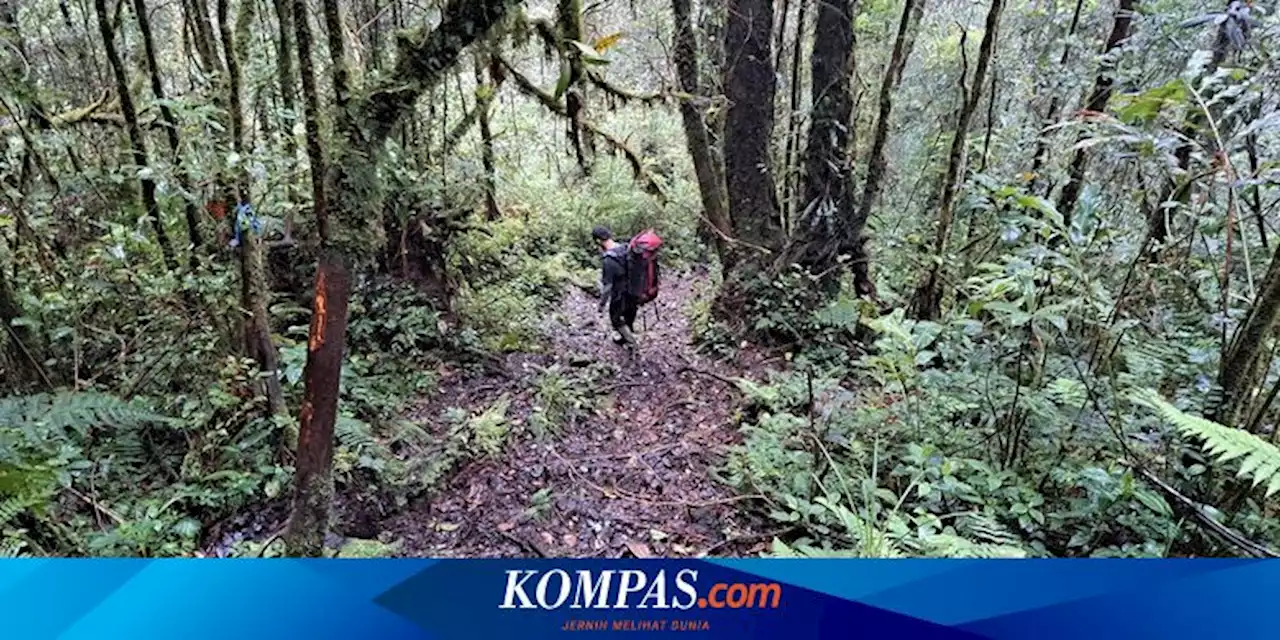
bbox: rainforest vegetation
[1,0,1278,558]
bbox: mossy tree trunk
[1215,244,1280,429]
[95,0,178,271]
[909,0,1004,320]
[271,0,299,241]
[475,52,501,221]
[714,0,782,318]
[133,0,203,266]
[186,0,223,76]
[723,0,780,248]
[853,0,926,298]
[1054,0,1137,224]
[670,0,729,263]
[557,0,591,172]
[779,0,808,230]
[283,0,520,557]
[785,0,858,293]
[219,0,285,416]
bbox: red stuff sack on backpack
[627,229,663,305]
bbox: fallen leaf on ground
[625,540,653,558]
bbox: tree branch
[0,90,122,133]
[359,0,521,149]
[497,55,668,203]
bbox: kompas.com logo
[499,569,783,610]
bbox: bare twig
[702,526,798,556]
[257,529,285,557]
[66,486,126,525]
[1129,463,1279,558]
[677,366,739,388]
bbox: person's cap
[591,226,611,241]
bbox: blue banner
[3,559,1275,639]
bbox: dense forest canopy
[0,0,1277,558]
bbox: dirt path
[382,271,778,557]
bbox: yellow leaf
[593,32,624,52]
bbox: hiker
[592,225,664,348]
[593,225,638,346]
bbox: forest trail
[381,270,777,558]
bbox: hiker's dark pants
[609,294,637,332]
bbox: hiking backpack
[626,229,663,305]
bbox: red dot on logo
[698,598,707,608]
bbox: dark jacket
[598,243,630,312]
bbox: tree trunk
[780,0,809,230]
[185,0,222,75]
[219,0,285,416]
[475,54,501,221]
[285,248,350,555]
[95,0,178,271]
[773,0,791,74]
[272,0,299,241]
[321,0,352,122]
[715,0,781,318]
[283,0,335,557]
[909,0,1004,320]
[133,0,203,265]
[723,0,781,252]
[671,0,730,263]
[283,0,519,557]
[1054,0,1136,224]
[293,0,328,244]
[0,245,43,387]
[1246,132,1268,251]
[854,0,925,297]
[787,0,857,290]
[1028,0,1085,194]
[1216,243,1280,429]
[1148,3,1236,253]
[558,0,591,172]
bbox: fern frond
[1131,388,1280,497]
[955,512,1025,547]
[0,538,28,558]
[0,496,27,526]
[336,416,376,451]
[920,533,1027,558]
[0,392,171,437]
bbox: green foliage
[335,537,403,558]
[529,363,600,438]
[451,217,588,353]
[1132,389,1280,498]
[347,280,446,358]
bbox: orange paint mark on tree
[206,200,227,220]
[298,401,314,445]
[309,269,328,351]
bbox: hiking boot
[617,326,637,346]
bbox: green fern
[1130,388,1280,497]
[336,416,377,452]
[0,538,28,558]
[0,496,28,527]
[0,392,171,438]
[918,533,1028,558]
